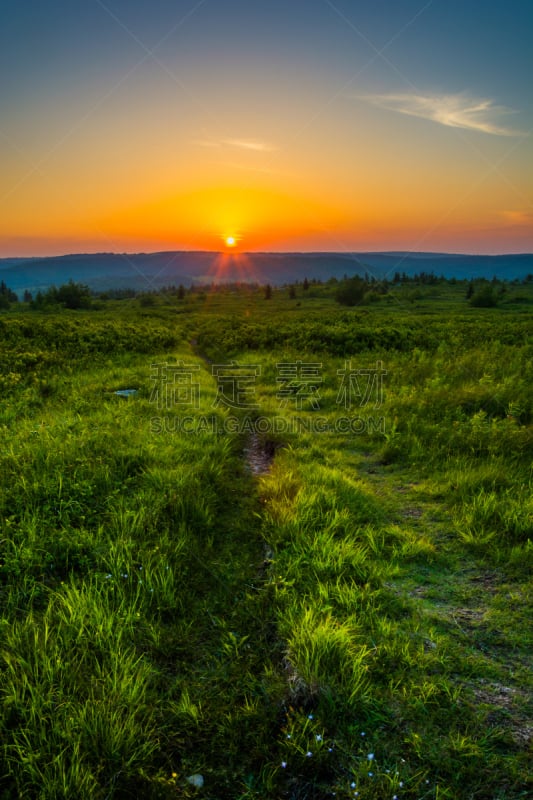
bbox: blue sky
[1,0,532,254]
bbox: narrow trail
[189,338,280,477]
[243,433,278,475]
[189,337,213,365]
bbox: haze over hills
[0,251,532,297]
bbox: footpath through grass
[0,327,283,798]
[0,288,531,798]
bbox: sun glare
[225,236,236,247]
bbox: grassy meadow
[0,278,531,798]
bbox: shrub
[336,276,367,307]
[469,286,498,308]
[55,280,92,309]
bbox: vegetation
[469,285,499,308]
[0,281,18,309]
[0,278,531,798]
[335,275,368,306]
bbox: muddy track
[243,433,278,475]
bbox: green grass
[0,283,531,798]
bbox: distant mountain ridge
[0,251,531,296]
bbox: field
[0,278,531,799]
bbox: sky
[1,0,532,256]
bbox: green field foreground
[0,281,531,798]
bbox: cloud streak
[224,138,276,152]
[195,138,276,152]
[500,210,533,225]
[360,92,523,136]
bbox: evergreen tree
[0,280,18,307]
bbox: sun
[225,236,236,247]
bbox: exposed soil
[244,433,279,475]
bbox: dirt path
[243,433,278,475]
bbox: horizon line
[2,249,533,261]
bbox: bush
[469,286,498,308]
[32,281,92,310]
[336,276,367,307]
[56,280,92,309]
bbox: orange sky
[1,1,532,256]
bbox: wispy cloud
[500,210,533,225]
[359,92,523,136]
[225,138,276,152]
[194,138,276,152]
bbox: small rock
[186,774,204,788]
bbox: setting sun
[1,0,532,258]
